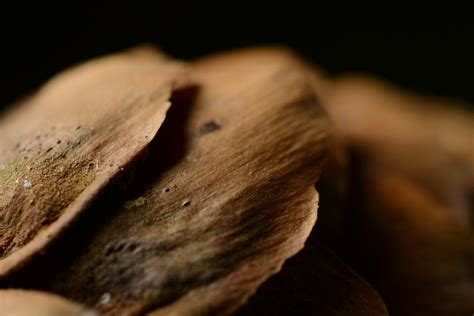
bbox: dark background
[1,5,473,110]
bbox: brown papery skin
[323,74,474,316]
[0,47,185,277]
[23,48,329,315]
[0,289,96,316]
[238,129,389,316]
[238,229,389,316]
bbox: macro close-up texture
[0,9,473,316]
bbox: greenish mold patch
[0,134,98,258]
[124,197,147,210]
[0,159,29,208]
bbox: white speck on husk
[23,179,32,189]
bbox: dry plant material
[0,47,184,276]
[30,48,329,315]
[237,133,388,316]
[324,75,474,222]
[358,171,474,316]
[238,234,388,316]
[0,289,96,316]
[323,75,474,315]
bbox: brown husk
[34,48,330,315]
[0,289,96,316]
[0,47,185,277]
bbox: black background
[1,4,473,110]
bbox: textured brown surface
[32,48,329,315]
[237,128,389,316]
[0,47,184,277]
[237,232,388,316]
[323,75,474,316]
[0,289,96,316]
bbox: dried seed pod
[0,47,185,277]
[31,48,329,315]
[0,289,96,316]
[323,75,474,316]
